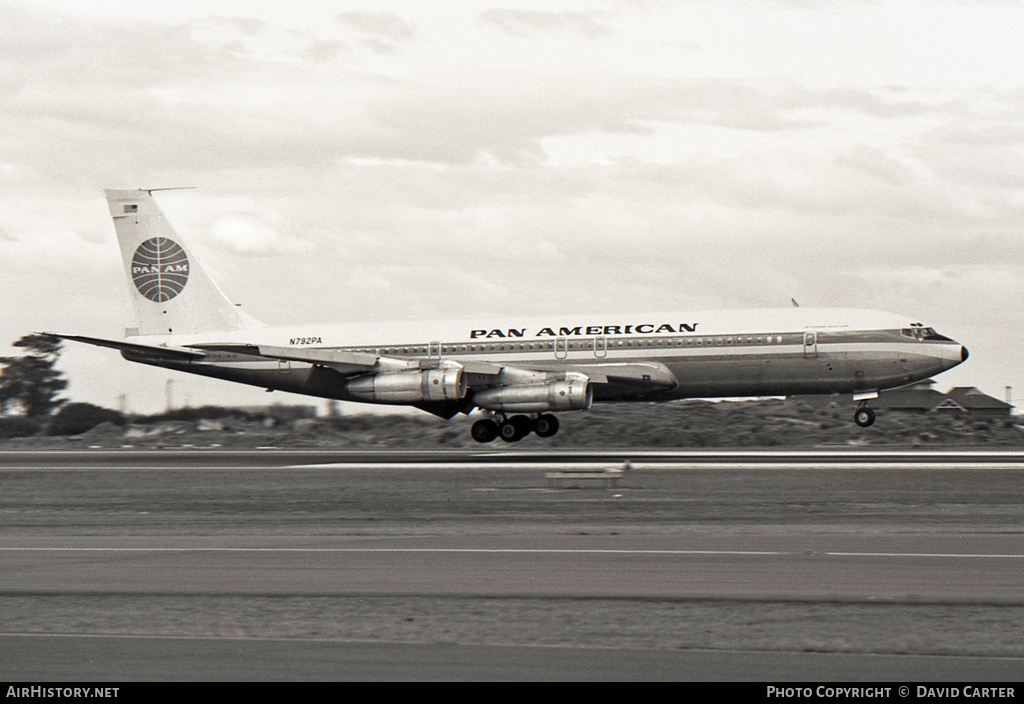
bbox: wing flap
[251,344,382,375]
[575,362,677,390]
[253,347,512,378]
[461,360,674,391]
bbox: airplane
[48,188,969,443]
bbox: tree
[0,334,68,417]
[48,402,124,436]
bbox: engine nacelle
[472,378,592,413]
[346,368,467,404]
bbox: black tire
[500,415,532,442]
[854,407,876,428]
[471,419,499,443]
[533,414,560,438]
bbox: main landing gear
[471,413,560,443]
[853,403,876,428]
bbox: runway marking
[8,463,1024,472]
[290,462,1024,471]
[5,449,1023,455]
[826,552,1024,559]
[1,547,1023,558]
[0,547,784,556]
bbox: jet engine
[472,377,592,413]
[346,368,466,404]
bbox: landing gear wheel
[854,407,876,428]
[533,414,560,438]
[471,419,499,443]
[499,415,532,442]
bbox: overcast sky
[1,0,1021,415]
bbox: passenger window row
[350,334,791,357]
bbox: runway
[3,535,1024,602]
[4,634,1022,682]
[4,447,1024,467]
[1,449,1022,681]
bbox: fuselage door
[555,336,568,359]
[803,331,818,359]
[594,336,607,358]
[429,341,441,359]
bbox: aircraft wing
[456,358,678,401]
[239,346,677,394]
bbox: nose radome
[961,346,969,362]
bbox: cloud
[208,214,313,255]
[479,9,611,38]
[337,11,414,42]
[335,11,414,55]
[1,2,983,188]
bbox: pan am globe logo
[131,237,189,302]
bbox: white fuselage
[122,306,967,406]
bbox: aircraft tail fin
[104,189,263,337]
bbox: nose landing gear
[853,403,876,428]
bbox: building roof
[877,387,954,411]
[945,387,1013,412]
[878,381,1012,413]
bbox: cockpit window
[901,327,953,342]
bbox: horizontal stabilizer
[42,333,207,361]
